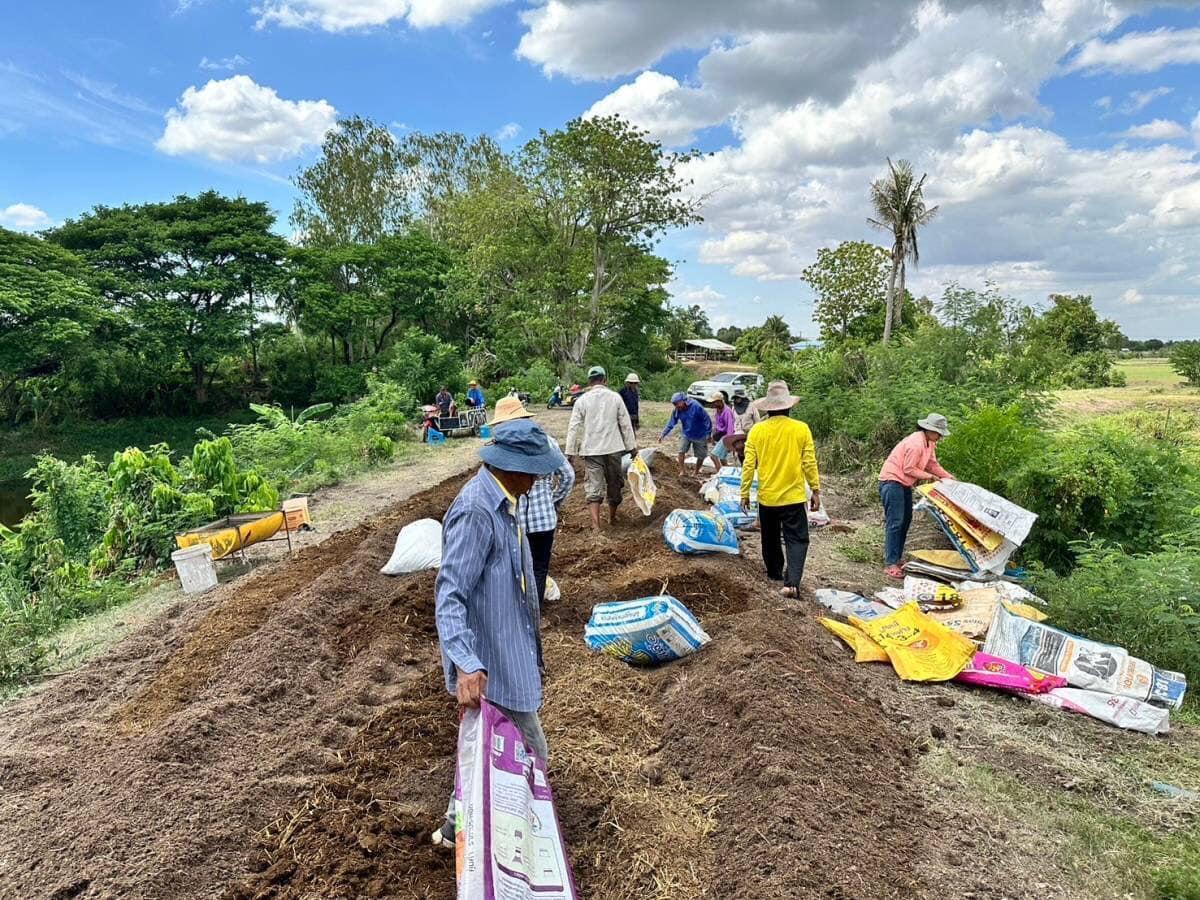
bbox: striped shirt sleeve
[435,506,491,674]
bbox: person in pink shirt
[878,413,955,579]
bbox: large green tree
[280,229,453,364]
[1028,293,1124,354]
[0,229,115,420]
[462,116,702,367]
[292,116,411,247]
[868,158,938,343]
[1169,341,1200,386]
[49,192,288,405]
[802,241,891,342]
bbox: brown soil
[0,456,1185,899]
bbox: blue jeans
[880,481,913,566]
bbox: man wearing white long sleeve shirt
[565,366,637,532]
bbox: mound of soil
[0,461,939,899]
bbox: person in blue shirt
[659,391,713,479]
[430,417,565,851]
[466,379,485,409]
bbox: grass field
[1116,358,1182,387]
[1059,358,1200,419]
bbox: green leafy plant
[1040,542,1200,706]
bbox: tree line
[0,115,704,426]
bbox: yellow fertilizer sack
[820,618,890,663]
[910,549,972,571]
[851,603,976,682]
[627,453,657,517]
[1004,600,1048,622]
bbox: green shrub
[1040,543,1200,707]
[494,360,559,403]
[640,367,694,402]
[379,328,466,404]
[228,379,414,493]
[1011,420,1200,570]
[772,335,1044,471]
[1168,341,1200,387]
[937,403,1041,496]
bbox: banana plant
[249,402,334,429]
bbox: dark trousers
[527,528,556,603]
[879,480,913,566]
[758,503,810,588]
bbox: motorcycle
[547,384,583,409]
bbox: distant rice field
[1059,357,1200,419]
[1115,358,1180,387]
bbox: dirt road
[0,412,1195,899]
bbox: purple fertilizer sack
[455,701,579,899]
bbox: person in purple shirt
[707,392,736,474]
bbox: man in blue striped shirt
[431,417,566,851]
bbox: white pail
[171,543,218,594]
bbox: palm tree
[755,314,793,357]
[868,158,939,343]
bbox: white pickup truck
[685,371,764,405]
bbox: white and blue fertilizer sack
[584,596,711,665]
[711,500,757,529]
[663,509,740,555]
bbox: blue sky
[3,1,1200,339]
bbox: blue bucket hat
[479,418,565,475]
[671,391,688,404]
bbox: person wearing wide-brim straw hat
[739,381,821,599]
[878,413,956,580]
[489,395,536,426]
[431,416,563,852]
[490,396,575,606]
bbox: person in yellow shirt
[740,381,821,599]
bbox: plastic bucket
[479,424,492,440]
[171,543,218,594]
[282,496,311,530]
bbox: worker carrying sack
[663,510,740,555]
[455,701,579,899]
[380,518,443,575]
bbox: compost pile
[1,461,993,899]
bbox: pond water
[0,481,32,529]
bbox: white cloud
[253,0,505,31]
[0,203,50,229]
[670,283,734,326]
[584,71,719,146]
[156,76,337,163]
[1119,86,1172,115]
[514,1,1200,335]
[1119,119,1189,141]
[1121,288,1144,306]
[495,121,521,141]
[200,54,250,71]
[1069,26,1200,74]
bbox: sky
[2,1,1200,340]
